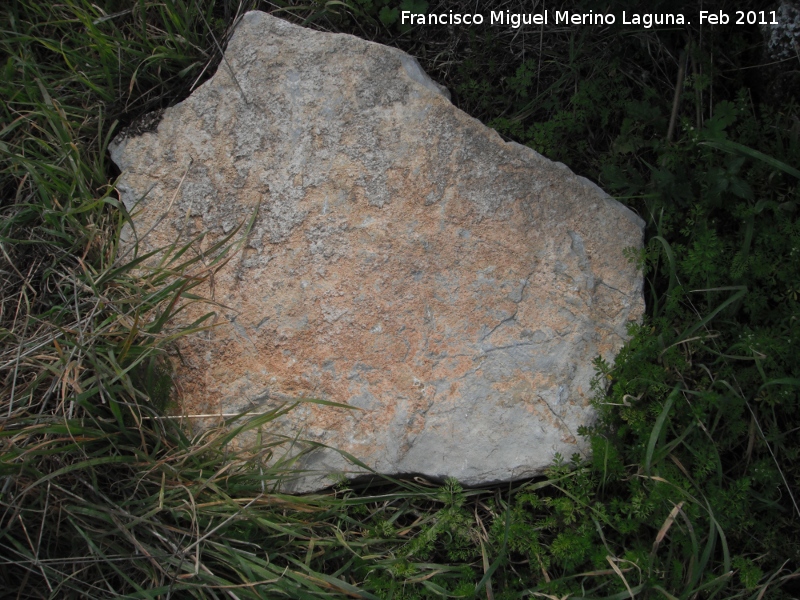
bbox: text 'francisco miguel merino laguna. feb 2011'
[400,9,780,28]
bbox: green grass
[2,0,800,598]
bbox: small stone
[110,11,645,492]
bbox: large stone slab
[110,11,645,492]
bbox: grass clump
[3,0,800,598]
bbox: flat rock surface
[110,11,645,492]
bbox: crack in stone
[479,268,536,343]
[597,280,624,295]
[229,314,258,351]
[537,393,586,458]
[517,269,537,302]
[480,313,517,342]
[453,361,484,383]
[481,341,538,354]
